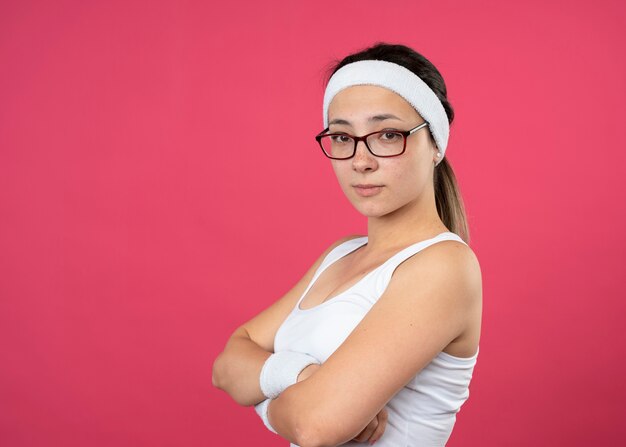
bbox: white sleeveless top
[274,232,479,446]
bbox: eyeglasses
[315,122,429,160]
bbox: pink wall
[1,0,625,445]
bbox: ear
[432,150,443,166]
[430,139,441,163]
[427,133,438,152]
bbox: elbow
[274,382,347,447]
[297,436,331,447]
[292,408,344,447]
[211,368,220,389]
[211,353,225,390]
[274,390,328,447]
[296,430,338,447]
[211,354,252,406]
[294,427,326,447]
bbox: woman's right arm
[211,235,361,407]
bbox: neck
[364,188,447,254]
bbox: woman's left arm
[267,241,482,447]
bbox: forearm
[212,332,271,406]
[267,382,311,445]
[267,376,357,447]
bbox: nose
[352,140,378,172]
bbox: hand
[351,407,388,445]
[296,363,321,382]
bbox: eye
[379,131,402,142]
[330,134,352,144]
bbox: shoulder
[317,234,364,263]
[392,238,482,308]
[374,238,481,347]
[432,238,480,271]
[417,237,480,276]
[327,234,366,251]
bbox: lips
[353,184,384,197]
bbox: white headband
[323,60,450,164]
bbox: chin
[350,201,394,218]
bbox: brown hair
[326,42,470,243]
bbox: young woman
[212,43,482,447]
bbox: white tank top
[274,232,479,446]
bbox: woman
[212,42,482,447]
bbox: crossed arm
[213,240,481,447]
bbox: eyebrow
[328,114,405,126]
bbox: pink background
[1,0,625,445]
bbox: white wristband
[254,398,277,434]
[260,350,321,399]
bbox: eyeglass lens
[319,131,405,158]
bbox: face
[326,85,439,218]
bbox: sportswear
[273,232,479,446]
